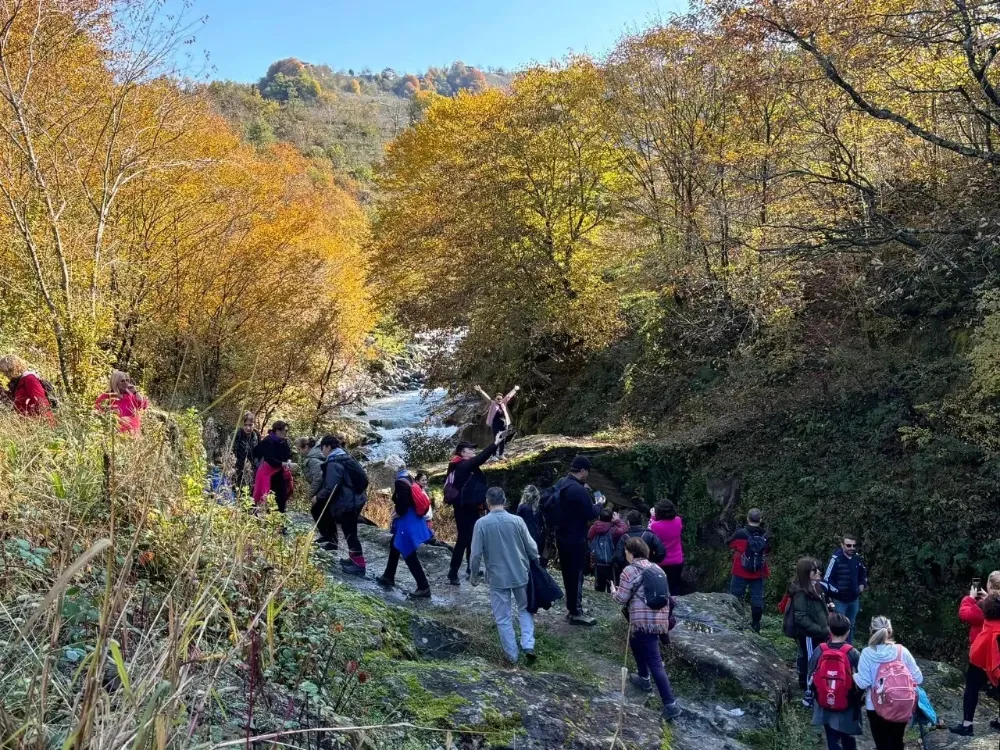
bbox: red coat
[959,595,986,646]
[95,391,149,434]
[588,518,628,545]
[11,373,53,422]
[728,527,770,580]
[969,618,1000,686]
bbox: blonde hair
[110,370,130,395]
[0,354,28,378]
[868,616,894,647]
[521,484,541,510]
[987,571,1000,594]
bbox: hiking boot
[447,576,460,586]
[340,559,366,577]
[629,674,653,693]
[524,649,537,663]
[661,702,682,722]
[374,575,395,588]
[321,542,338,552]
[568,614,597,626]
[949,724,974,736]
[408,587,431,600]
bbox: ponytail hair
[868,616,893,647]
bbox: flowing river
[350,387,457,463]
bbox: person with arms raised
[469,487,539,664]
[588,507,628,592]
[728,508,771,633]
[475,384,519,460]
[550,456,605,625]
[445,431,504,585]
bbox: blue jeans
[729,575,763,608]
[629,631,676,706]
[833,599,860,644]
[489,586,534,662]
[824,724,857,750]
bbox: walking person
[822,534,868,644]
[314,435,370,576]
[251,421,294,512]
[551,456,605,625]
[790,557,832,707]
[469,487,539,664]
[649,501,685,595]
[516,485,548,568]
[376,466,432,598]
[95,370,149,435]
[0,355,54,421]
[951,571,1000,736]
[727,508,770,633]
[807,612,863,750]
[614,511,666,586]
[611,536,682,722]
[854,616,922,750]
[475,384,519,459]
[232,412,259,492]
[444,432,503,585]
[298,436,334,549]
[588,508,628,592]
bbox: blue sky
[186,0,685,82]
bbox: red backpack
[814,643,853,712]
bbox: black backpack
[541,485,562,532]
[589,530,614,567]
[641,564,670,610]
[340,455,369,496]
[742,534,768,574]
[39,378,60,409]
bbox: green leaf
[109,639,132,700]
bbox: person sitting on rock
[727,508,770,633]
[791,556,832,707]
[807,612,863,750]
[613,510,666,586]
[611,536,682,722]
[588,508,628,592]
[469,486,539,664]
[376,465,432,599]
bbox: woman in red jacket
[0,354,54,422]
[951,570,1000,736]
[95,370,149,435]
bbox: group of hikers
[0,354,149,434]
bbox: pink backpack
[872,646,916,722]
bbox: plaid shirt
[612,559,672,635]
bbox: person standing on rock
[475,384,519,460]
[588,508,628,592]
[950,571,1000,737]
[822,534,868,645]
[315,435,370,576]
[649,501,685,595]
[376,466,432,598]
[727,508,770,633]
[807,612,863,750]
[551,456,605,625]
[445,432,504,585]
[611,536,682,722]
[469,487,539,664]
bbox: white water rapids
[350,387,457,462]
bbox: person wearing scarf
[95,370,149,435]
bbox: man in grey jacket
[470,487,539,664]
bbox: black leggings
[491,414,508,457]
[335,511,362,558]
[963,662,988,722]
[595,564,613,592]
[383,533,429,590]
[449,505,480,579]
[866,711,906,750]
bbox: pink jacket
[95,391,149,435]
[649,517,684,566]
[485,387,518,426]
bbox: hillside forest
[1,0,1000,669]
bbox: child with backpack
[807,612,863,750]
[611,536,681,722]
[854,616,923,750]
[588,508,628,592]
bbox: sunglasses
[844,543,857,548]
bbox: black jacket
[614,526,666,567]
[315,450,367,518]
[517,504,546,552]
[552,474,601,545]
[823,549,868,603]
[392,476,416,516]
[448,443,497,507]
[233,428,259,475]
[252,432,290,468]
[791,583,831,642]
[526,558,563,614]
